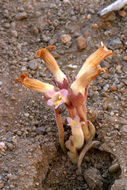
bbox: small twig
[98,0,127,16]
[77,140,100,174]
[55,108,66,152]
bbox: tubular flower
[47,89,68,109]
[71,65,102,96]
[36,46,67,84]
[71,43,113,96]
[76,43,113,78]
[15,72,55,96]
[67,116,84,149]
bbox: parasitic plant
[15,43,113,174]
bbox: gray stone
[109,163,121,174]
[103,84,109,91]
[108,38,122,50]
[6,142,14,151]
[4,23,10,29]
[120,125,127,136]
[111,178,127,190]
[84,168,103,190]
[28,60,38,70]
[42,35,51,43]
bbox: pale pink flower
[47,89,68,109]
[67,116,84,149]
[67,116,81,128]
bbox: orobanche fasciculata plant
[15,43,113,173]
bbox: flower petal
[15,72,55,95]
[47,99,54,106]
[67,117,73,125]
[75,116,80,122]
[60,89,68,98]
[71,43,113,96]
[46,90,56,97]
[77,43,113,78]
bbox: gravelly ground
[0,0,127,189]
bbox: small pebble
[77,36,87,50]
[60,34,71,44]
[15,12,27,20]
[120,125,127,135]
[17,131,22,136]
[28,60,38,70]
[116,65,122,72]
[123,56,127,61]
[108,38,122,49]
[110,86,117,91]
[103,84,109,91]
[67,64,78,69]
[6,143,14,151]
[11,30,18,38]
[24,113,29,117]
[12,136,17,143]
[0,142,6,151]
[92,23,99,30]
[42,35,51,43]
[21,66,27,72]
[4,23,10,29]
[87,14,91,19]
[119,10,127,18]
[109,163,121,174]
[0,181,4,189]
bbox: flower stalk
[55,108,66,152]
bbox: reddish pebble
[77,36,87,50]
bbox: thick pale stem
[76,105,86,122]
[82,123,91,142]
[76,105,91,141]
[66,105,76,119]
[82,103,87,123]
[54,108,65,152]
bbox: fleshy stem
[76,105,91,142]
[66,104,76,119]
[81,102,91,141]
[54,108,66,152]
